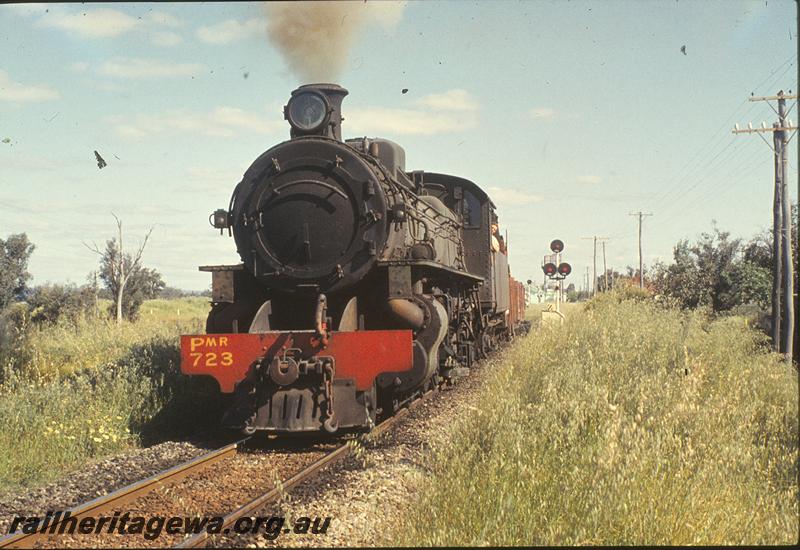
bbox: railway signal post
[542,239,571,323]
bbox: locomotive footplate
[179,330,413,433]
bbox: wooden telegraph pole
[580,236,609,295]
[629,212,652,288]
[778,94,795,361]
[774,120,784,351]
[585,266,590,294]
[733,91,797,358]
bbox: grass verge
[0,298,220,492]
[390,291,798,545]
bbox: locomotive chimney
[285,83,349,142]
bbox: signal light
[542,263,557,276]
[558,262,572,276]
[550,239,564,253]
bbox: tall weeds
[392,293,798,545]
[0,298,216,491]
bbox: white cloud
[577,175,602,184]
[345,107,475,136]
[150,31,183,47]
[5,4,50,17]
[147,11,183,28]
[486,186,543,206]
[364,1,407,28]
[210,106,281,134]
[415,89,479,112]
[187,167,239,181]
[180,167,244,193]
[13,6,185,47]
[196,18,263,44]
[0,70,59,103]
[530,107,556,120]
[98,57,205,79]
[69,62,89,73]
[92,81,126,92]
[37,8,141,38]
[109,106,282,139]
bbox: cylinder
[386,299,425,330]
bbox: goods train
[180,84,529,434]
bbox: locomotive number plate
[186,336,234,368]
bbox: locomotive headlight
[286,91,329,132]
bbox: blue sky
[0,1,797,291]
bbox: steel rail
[176,387,438,548]
[0,438,250,549]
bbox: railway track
[0,440,247,548]
[0,388,437,549]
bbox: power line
[638,56,797,214]
[651,143,768,230]
[649,63,798,216]
[601,55,798,243]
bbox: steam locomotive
[180,84,529,434]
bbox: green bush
[26,283,97,325]
[1,297,209,379]
[390,291,798,545]
[0,303,33,384]
[0,297,214,491]
[0,331,220,489]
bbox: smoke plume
[265,1,405,83]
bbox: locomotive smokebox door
[231,144,390,293]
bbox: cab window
[462,190,481,228]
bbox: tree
[158,286,212,299]
[86,215,156,323]
[567,289,591,302]
[593,267,644,293]
[27,283,96,325]
[728,261,771,310]
[651,241,707,309]
[652,223,771,313]
[0,233,35,309]
[741,205,797,349]
[112,266,165,321]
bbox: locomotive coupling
[268,354,300,386]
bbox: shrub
[584,282,653,311]
[0,330,220,489]
[27,283,97,325]
[0,303,33,384]
[0,297,214,490]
